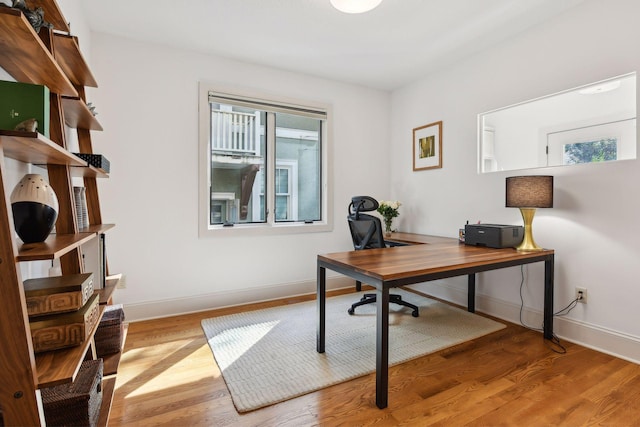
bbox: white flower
[377,200,402,220]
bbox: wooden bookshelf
[97,377,116,427]
[62,96,103,130]
[0,130,87,166]
[0,2,120,424]
[0,131,109,177]
[34,306,105,388]
[97,274,119,305]
[0,7,77,96]
[53,32,98,87]
[16,232,97,262]
[85,223,116,235]
[71,164,109,179]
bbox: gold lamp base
[517,208,544,252]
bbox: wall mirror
[478,72,637,173]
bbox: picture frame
[413,121,442,171]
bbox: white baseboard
[122,276,355,322]
[407,282,640,365]
[123,277,640,364]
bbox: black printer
[464,224,523,249]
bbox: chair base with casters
[348,291,420,317]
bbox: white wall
[88,33,391,318]
[391,0,640,361]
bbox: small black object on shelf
[73,153,110,173]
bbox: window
[254,163,298,221]
[546,118,634,167]
[211,192,237,224]
[563,138,618,165]
[199,84,331,235]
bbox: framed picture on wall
[413,121,443,171]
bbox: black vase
[10,174,59,243]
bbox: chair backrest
[347,196,386,250]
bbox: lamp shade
[505,175,553,208]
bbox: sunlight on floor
[112,318,281,417]
[116,338,219,398]
[206,320,279,370]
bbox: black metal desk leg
[468,274,476,313]
[375,285,390,409]
[317,264,326,353]
[543,256,554,340]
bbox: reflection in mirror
[478,72,636,173]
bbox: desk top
[319,234,554,284]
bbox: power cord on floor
[518,265,574,354]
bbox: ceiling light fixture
[330,0,382,14]
[578,80,621,95]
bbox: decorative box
[23,273,94,317]
[95,304,125,357]
[72,153,110,173]
[29,293,100,353]
[41,358,103,427]
[0,80,50,137]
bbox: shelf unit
[0,8,76,96]
[0,2,121,426]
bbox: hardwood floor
[108,290,640,426]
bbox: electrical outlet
[575,287,587,303]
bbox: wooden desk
[316,234,554,409]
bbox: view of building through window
[208,96,323,226]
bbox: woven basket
[95,304,125,357]
[41,359,103,427]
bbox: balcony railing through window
[211,110,260,155]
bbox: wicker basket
[41,359,103,427]
[94,304,125,357]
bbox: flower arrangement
[377,200,401,235]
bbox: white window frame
[198,82,332,237]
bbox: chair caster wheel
[348,308,355,315]
[412,311,419,318]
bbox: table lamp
[505,175,553,251]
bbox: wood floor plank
[108,291,640,426]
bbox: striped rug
[201,289,504,413]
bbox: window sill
[199,221,332,238]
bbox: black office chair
[347,196,419,317]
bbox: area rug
[201,289,505,413]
